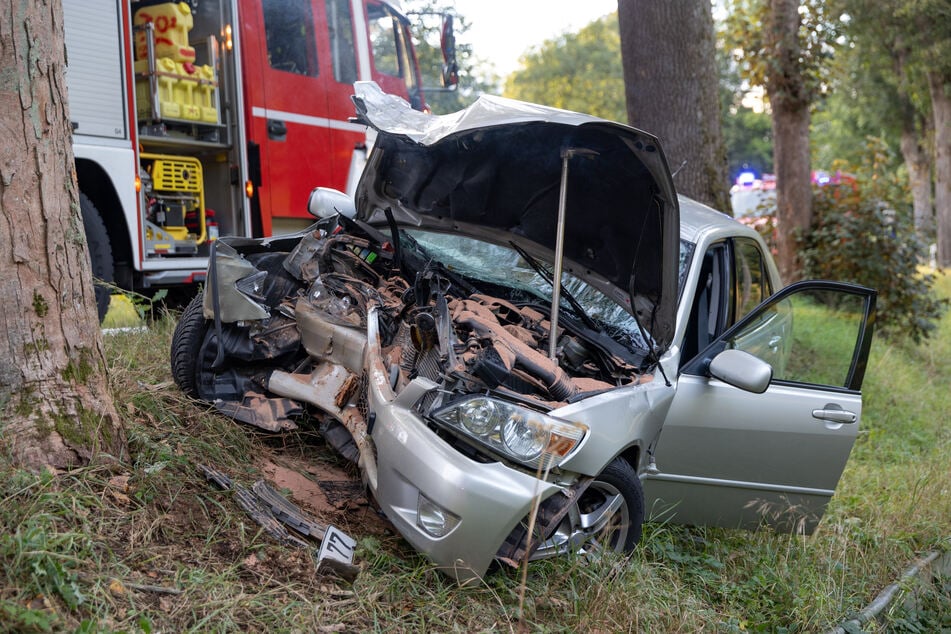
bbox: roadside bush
[799,141,947,343]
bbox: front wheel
[534,457,644,558]
[170,292,209,398]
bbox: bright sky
[451,0,619,78]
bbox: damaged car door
[645,281,876,533]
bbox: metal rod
[549,150,572,360]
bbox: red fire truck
[63,0,455,317]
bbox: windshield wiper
[508,240,601,333]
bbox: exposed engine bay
[187,216,651,459]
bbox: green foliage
[716,23,773,180]
[722,103,773,180]
[725,0,841,107]
[799,139,947,342]
[811,0,932,175]
[503,13,625,121]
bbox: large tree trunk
[928,71,951,268]
[899,126,933,238]
[893,44,934,240]
[764,0,812,283]
[0,0,126,470]
[618,0,731,214]
[771,105,811,282]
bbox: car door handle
[267,118,287,140]
[812,409,857,424]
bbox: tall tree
[504,13,626,121]
[1,0,126,470]
[930,69,951,266]
[828,0,935,239]
[908,0,951,267]
[727,0,836,281]
[825,0,950,263]
[618,0,731,214]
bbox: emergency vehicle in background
[63,0,456,318]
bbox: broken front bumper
[363,307,559,582]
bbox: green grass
[1,275,949,632]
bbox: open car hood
[352,82,680,352]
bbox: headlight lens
[501,413,548,461]
[432,396,587,469]
[459,398,501,436]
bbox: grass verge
[1,275,949,632]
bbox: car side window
[681,243,730,364]
[733,238,771,324]
[725,287,873,390]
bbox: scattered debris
[199,463,360,581]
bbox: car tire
[79,194,114,322]
[574,457,644,553]
[170,292,209,398]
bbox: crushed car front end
[175,82,682,581]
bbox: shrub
[799,141,947,343]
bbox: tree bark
[764,0,812,283]
[892,43,934,240]
[899,126,933,238]
[0,0,126,470]
[928,70,951,268]
[618,0,731,214]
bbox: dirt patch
[255,448,393,538]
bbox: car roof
[678,195,759,244]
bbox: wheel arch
[617,444,641,475]
[75,158,134,289]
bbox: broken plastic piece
[251,480,328,540]
[233,484,312,548]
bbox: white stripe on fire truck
[251,107,367,133]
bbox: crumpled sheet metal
[202,241,269,322]
[269,365,378,490]
[214,392,302,432]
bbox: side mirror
[440,14,458,88]
[307,187,356,220]
[708,349,772,394]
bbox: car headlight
[431,395,587,469]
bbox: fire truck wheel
[79,194,114,322]
[170,292,208,398]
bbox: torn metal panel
[214,393,302,432]
[252,480,328,540]
[295,297,368,373]
[268,367,378,490]
[199,464,360,580]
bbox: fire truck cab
[63,0,450,317]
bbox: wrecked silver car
[172,82,877,581]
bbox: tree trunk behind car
[618,0,731,215]
[928,70,951,268]
[0,0,126,470]
[764,0,813,283]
